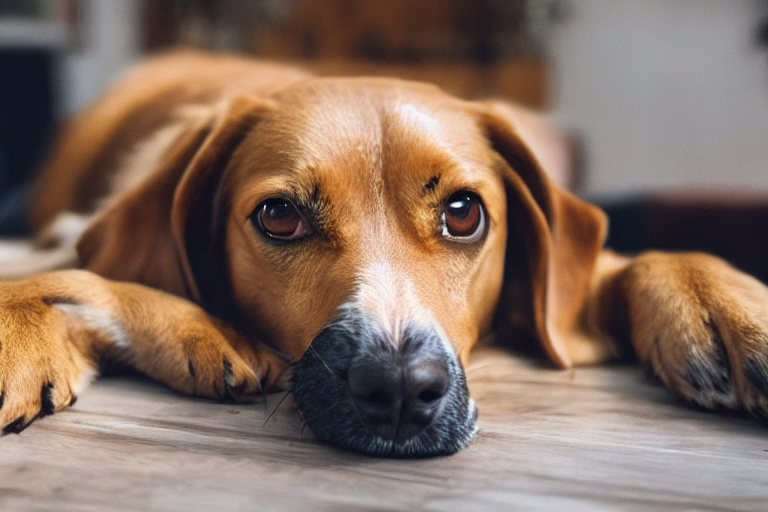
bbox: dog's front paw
[0,291,95,433]
[121,299,290,402]
[622,252,768,419]
[179,321,289,402]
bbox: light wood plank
[1,347,767,511]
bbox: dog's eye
[252,198,309,240]
[441,191,486,243]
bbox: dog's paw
[622,252,768,419]
[184,324,289,402]
[0,292,95,433]
[131,307,290,402]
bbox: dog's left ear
[475,101,607,368]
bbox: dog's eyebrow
[423,175,441,194]
[288,182,323,210]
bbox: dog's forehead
[272,79,482,149]
[257,78,494,182]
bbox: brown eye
[441,192,486,243]
[252,198,308,240]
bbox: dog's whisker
[263,389,293,426]
[294,406,309,439]
[308,345,339,380]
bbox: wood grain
[1,346,766,511]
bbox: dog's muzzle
[291,310,477,458]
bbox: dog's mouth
[291,317,477,458]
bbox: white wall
[58,0,141,115]
[550,0,768,197]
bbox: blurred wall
[59,0,141,114]
[55,0,768,197]
[550,0,768,197]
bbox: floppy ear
[77,95,270,303]
[477,101,607,368]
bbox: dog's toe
[179,336,261,401]
[659,320,738,409]
[0,378,79,434]
[222,358,246,401]
[644,317,768,414]
[1,396,39,435]
[222,357,263,402]
[622,252,768,419]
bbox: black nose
[292,316,477,457]
[347,357,450,442]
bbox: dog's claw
[222,358,237,400]
[0,392,4,410]
[3,416,28,435]
[40,382,56,417]
[220,357,260,402]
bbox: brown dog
[1,52,767,457]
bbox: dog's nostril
[408,359,450,404]
[417,389,443,404]
[348,363,398,405]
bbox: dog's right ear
[474,101,608,368]
[77,95,272,301]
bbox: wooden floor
[1,346,766,511]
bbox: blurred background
[1,0,768,278]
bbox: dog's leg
[590,251,768,419]
[0,269,287,432]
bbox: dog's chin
[291,325,478,458]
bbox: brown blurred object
[141,0,551,107]
[602,189,768,285]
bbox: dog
[1,52,767,458]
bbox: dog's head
[79,77,605,457]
